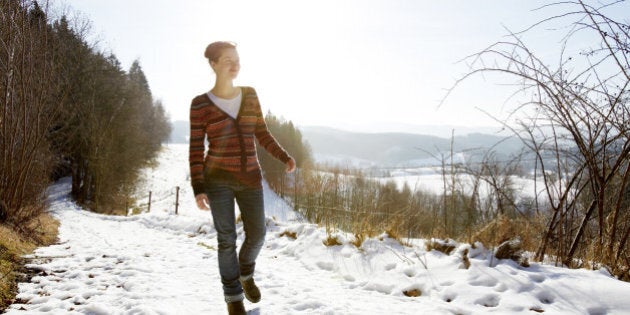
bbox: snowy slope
[6,144,630,315]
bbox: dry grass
[385,227,401,243]
[461,248,471,269]
[426,238,457,255]
[351,233,366,248]
[322,234,342,247]
[279,230,297,240]
[495,237,530,267]
[384,225,415,247]
[348,216,381,248]
[472,215,544,254]
[403,288,422,297]
[0,213,59,311]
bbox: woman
[189,41,296,315]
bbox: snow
[6,144,630,314]
[376,169,548,202]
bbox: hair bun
[204,41,237,62]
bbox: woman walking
[189,41,296,314]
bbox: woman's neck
[212,79,238,99]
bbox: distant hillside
[169,122,526,167]
[300,126,525,167]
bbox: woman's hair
[204,41,237,62]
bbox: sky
[52,0,629,134]
[7,144,630,314]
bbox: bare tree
[451,0,630,277]
[0,0,62,227]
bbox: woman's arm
[189,97,208,197]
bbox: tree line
[1,0,171,232]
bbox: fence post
[175,186,180,215]
[294,169,299,211]
[147,191,152,213]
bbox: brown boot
[240,275,261,303]
[227,300,246,315]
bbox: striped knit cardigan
[189,86,291,195]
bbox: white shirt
[207,89,242,119]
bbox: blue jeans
[206,179,266,300]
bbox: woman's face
[211,48,240,80]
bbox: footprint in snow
[529,273,546,283]
[246,307,260,314]
[362,282,394,295]
[403,267,416,277]
[586,306,610,315]
[494,282,508,292]
[442,290,457,303]
[468,274,498,287]
[475,293,500,307]
[384,262,396,271]
[536,290,555,304]
[315,261,334,271]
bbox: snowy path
[6,144,630,315]
[7,180,225,314]
[6,179,435,314]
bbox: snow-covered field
[378,168,547,202]
[316,156,550,204]
[6,144,630,314]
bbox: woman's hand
[286,157,297,173]
[195,193,210,211]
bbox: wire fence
[127,163,525,239]
[129,186,181,215]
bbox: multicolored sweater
[189,86,291,195]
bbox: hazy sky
[53,0,628,133]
